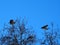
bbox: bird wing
[41,25,48,30]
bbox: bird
[9,19,15,25]
[41,25,48,30]
[27,35,34,40]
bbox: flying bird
[41,25,48,30]
[9,19,15,25]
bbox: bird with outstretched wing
[41,25,48,30]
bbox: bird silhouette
[27,35,34,40]
[10,19,15,25]
[41,25,48,30]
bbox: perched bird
[27,35,34,40]
[41,25,48,30]
[10,19,15,25]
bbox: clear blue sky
[0,0,60,44]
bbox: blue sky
[0,0,60,42]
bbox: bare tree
[0,18,36,45]
[40,23,60,45]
